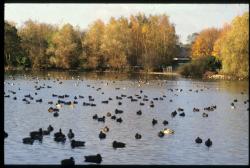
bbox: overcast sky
[4,3,249,44]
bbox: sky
[4,4,249,44]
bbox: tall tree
[82,19,105,69]
[101,17,131,70]
[217,12,249,78]
[50,24,82,69]
[19,20,56,69]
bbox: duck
[67,129,74,139]
[56,103,62,109]
[97,116,105,122]
[42,130,50,135]
[136,110,142,115]
[116,117,123,123]
[231,103,235,109]
[202,113,208,117]
[30,128,43,141]
[195,137,202,144]
[135,133,142,139]
[53,112,59,117]
[102,126,109,133]
[115,109,123,114]
[139,102,145,106]
[177,107,184,111]
[54,135,66,143]
[36,99,42,103]
[171,111,177,117]
[152,118,158,126]
[48,101,53,105]
[179,112,185,117]
[205,138,212,147]
[111,115,116,120]
[4,131,8,138]
[162,120,168,126]
[163,128,174,134]
[61,157,75,166]
[23,137,34,145]
[48,107,54,113]
[102,100,109,104]
[99,131,106,139]
[193,108,200,112]
[71,139,85,148]
[118,102,122,105]
[84,154,102,164]
[54,129,64,138]
[93,114,98,120]
[47,125,54,132]
[158,131,164,138]
[113,141,126,148]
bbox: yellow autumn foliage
[191,28,220,59]
[218,12,249,78]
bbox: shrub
[178,56,221,78]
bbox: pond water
[4,71,249,165]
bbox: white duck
[163,128,174,135]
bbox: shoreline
[4,67,248,81]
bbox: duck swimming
[71,140,85,148]
[4,131,8,138]
[158,131,164,137]
[102,126,109,133]
[23,137,34,145]
[113,141,126,148]
[162,120,168,126]
[136,110,142,115]
[135,133,142,139]
[202,113,208,117]
[152,118,158,126]
[171,111,177,117]
[84,154,102,164]
[163,128,174,134]
[205,138,212,147]
[99,131,106,139]
[67,129,74,139]
[195,137,202,144]
[61,157,75,166]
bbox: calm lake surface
[4,71,249,165]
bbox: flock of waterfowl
[4,74,249,165]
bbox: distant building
[172,44,191,69]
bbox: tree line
[5,12,249,78]
[4,13,179,71]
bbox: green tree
[4,21,30,67]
